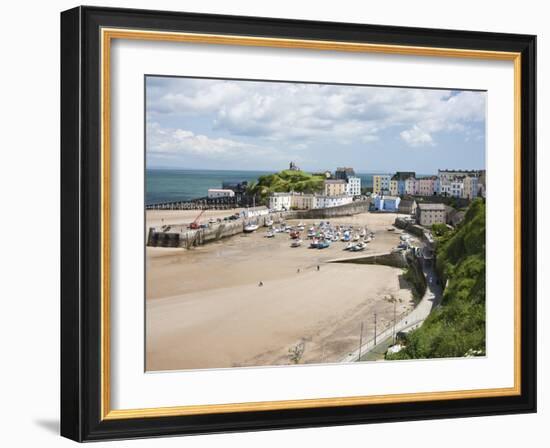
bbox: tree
[288,340,306,364]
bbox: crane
[188,209,206,229]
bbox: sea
[146,168,381,205]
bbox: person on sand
[258,281,263,287]
[297,268,300,274]
[317,265,320,271]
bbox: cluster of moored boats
[263,220,375,251]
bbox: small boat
[264,218,274,227]
[209,218,217,224]
[265,231,275,238]
[310,239,320,249]
[244,223,259,233]
[291,239,302,248]
[297,222,305,230]
[351,242,366,252]
[342,232,351,242]
[364,236,372,243]
[353,234,360,242]
[360,228,366,237]
[332,234,339,242]
[307,230,316,239]
[317,240,331,249]
[289,230,300,239]
[344,243,354,251]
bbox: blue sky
[146,76,486,174]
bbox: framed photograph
[60,6,536,441]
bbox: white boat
[344,243,354,251]
[353,234,360,241]
[244,223,259,233]
[264,218,274,227]
[290,239,302,248]
[265,231,275,238]
[351,242,366,252]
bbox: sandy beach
[146,210,414,371]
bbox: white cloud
[147,122,257,157]
[400,125,434,147]
[146,122,289,166]
[146,77,486,153]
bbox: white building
[207,188,235,199]
[346,176,362,197]
[450,179,464,198]
[268,192,353,211]
[314,195,353,209]
[405,177,419,195]
[268,193,292,211]
[438,169,480,183]
[243,206,269,218]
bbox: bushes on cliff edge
[387,199,486,360]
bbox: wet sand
[146,210,414,371]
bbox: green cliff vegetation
[387,199,486,360]
[431,222,451,238]
[402,257,427,304]
[247,170,325,204]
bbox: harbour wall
[147,214,274,249]
[285,200,371,220]
[394,217,425,238]
[329,251,408,269]
[329,250,426,302]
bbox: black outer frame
[60,6,537,442]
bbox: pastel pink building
[418,176,437,196]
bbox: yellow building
[373,175,391,195]
[324,179,347,196]
[291,193,316,210]
[390,180,399,196]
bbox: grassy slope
[247,170,326,204]
[387,199,486,359]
